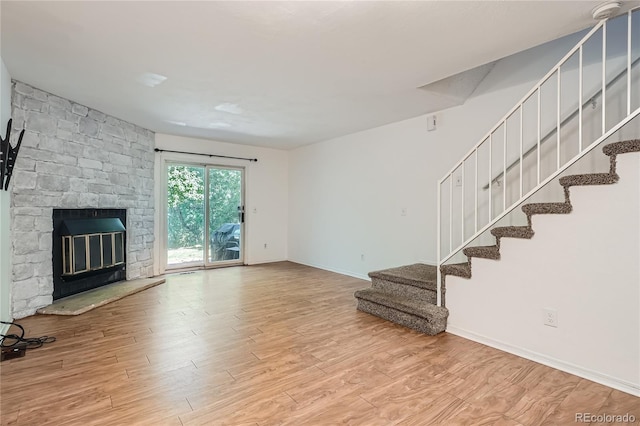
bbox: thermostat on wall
[427,115,437,132]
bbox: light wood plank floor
[1,262,638,425]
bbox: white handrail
[436,8,639,307]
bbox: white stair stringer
[446,153,640,396]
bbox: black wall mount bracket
[1,119,25,191]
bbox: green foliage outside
[208,168,242,234]
[167,165,241,249]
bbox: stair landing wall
[446,153,640,396]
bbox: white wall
[1,57,12,328]
[288,31,585,278]
[155,134,288,271]
[447,152,640,396]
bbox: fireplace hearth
[52,209,127,300]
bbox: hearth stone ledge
[10,81,155,319]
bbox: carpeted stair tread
[463,245,500,260]
[440,262,471,278]
[602,139,640,156]
[368,263,437,291]
[355,294,448,335]
[491,226,534,239]
[354,288,448,321]
[559,173,618,187]
[521,202,572,216]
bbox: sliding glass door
[166,163,244,269]
[207,167,243,264]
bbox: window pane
[103,234,113,266]
[73,237,87,272]
[167,165,205,265]
[63,237,72,274]
[89,235,102,269]
[114,233,124,264]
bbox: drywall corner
[1,56,13,326]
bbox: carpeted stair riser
[463,245,500,260]
[521,202,572,216]
[355,289,448,335]
[491,226,534,239]
[439,138,640,288]
[491,226,534,248]
[371,277,437,304]
[601,139,640,175]
[521,202,572,227]
[356,299,446,335]
[440,262,471,278]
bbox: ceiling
[1,1,636,150]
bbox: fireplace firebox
[52,209,126,300]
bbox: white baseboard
[447,324,640,397]
[246,257,288,266]
[287,259,369,282]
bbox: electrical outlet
[543,308,558,327]
[361,254,365,261]
[401,207,407,216]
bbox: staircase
[437,8,639,306]
[354,264,448,335]
[354,7,640,336]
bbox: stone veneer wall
[9,81,155,318]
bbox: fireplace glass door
[62,232,125,276]
[166,163,244,268]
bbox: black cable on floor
[0,320,56,349]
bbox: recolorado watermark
[575,413,636,423]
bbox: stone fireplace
[10,81,155,318]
